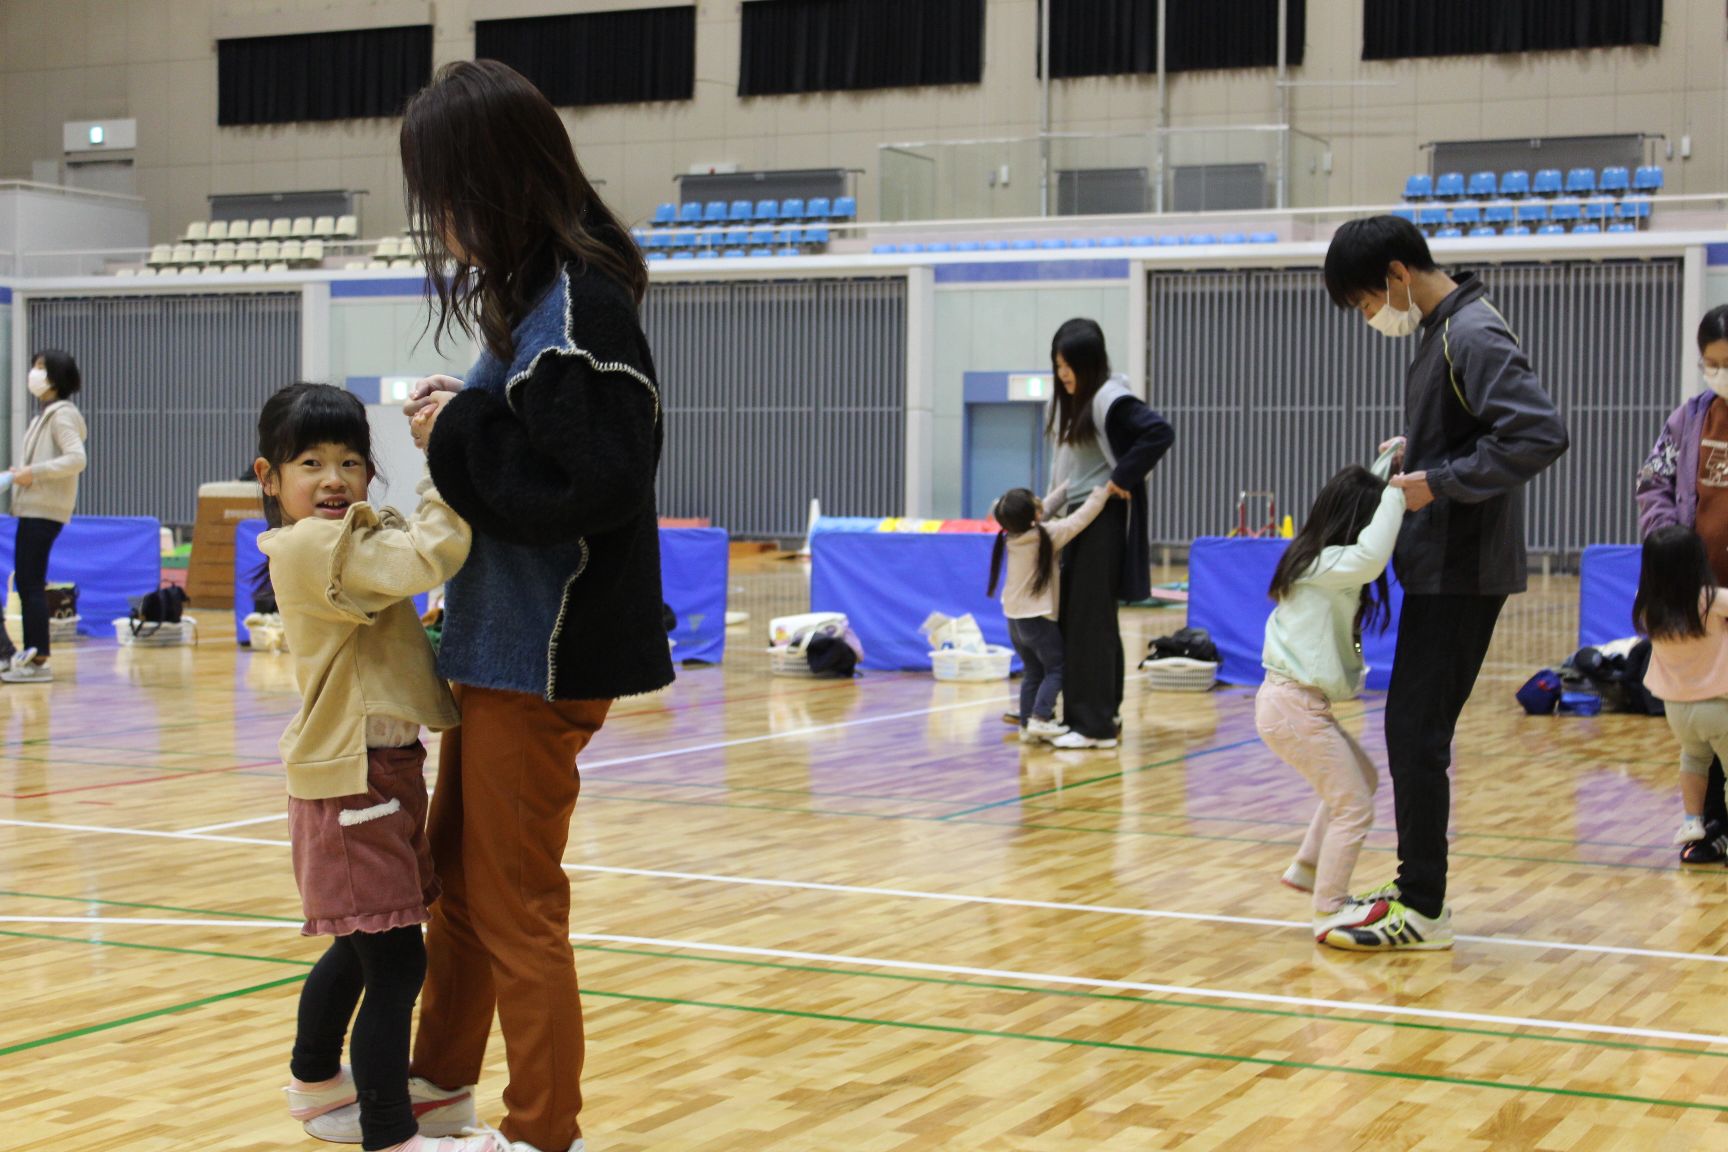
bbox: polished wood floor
[6,560,1728,1150]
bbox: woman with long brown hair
[389,59,673,1152]
[1043,319,1174,749]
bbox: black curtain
[1049,0,1305,78]
[739,0,985,96]
[476,7,695,106]
[1364,0,1661,60]
[217,25,432,125]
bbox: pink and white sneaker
[285,1067,357,1126]
[303,1078,479,1143]
[394,1130,513,1152]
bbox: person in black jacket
[394,60,672,1152]
[1043,319,1175,749]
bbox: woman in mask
[1,350,88,683]
[1041,318,1174,750]
[1637,303,1728,863]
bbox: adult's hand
[1378,435,1406,474]
[1106,481,1132,500]
[403,374,465,419]
[1392,470,1433,511]
[410,391,455,451]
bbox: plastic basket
[768,644,818,677]
[113,617,199,647]
[1143,657,1218,692]
[931,645,1013,682]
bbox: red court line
[0,759,283,800]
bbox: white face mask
[1706,365,1728,400]
[1366,278,1422,338]
[26,369,50,400]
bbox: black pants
[1058,500,1125,740]
[1383,593,1506,919]
[291,926,428,1151]
[0,517,64,660]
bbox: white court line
[570,930,1728,1048]
[566,863,1728,968]
[181,694,1012,834]
[5,911,1723,1048]
[8,815,1728,969]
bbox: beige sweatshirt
[999,486,1112,620]
[11,402,87,523]
[260,482,470,800]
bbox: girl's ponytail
[1030,526,1055,596]
[987,531,1008,597]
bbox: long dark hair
[255,384,376,528]
[399,59,647,363]
[1635,525,1717,641]
[1269,465,1392,635]
[1046,318,1111,446]
[1700,304,1728,352]
[987,488,1055,598]
[33,349,81,399]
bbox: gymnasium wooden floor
[6,558,1728,1150]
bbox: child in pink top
[1634,525,1728,848]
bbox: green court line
[0,928,312,967]
[0,973,307,1058]
[580,987,1728,1114]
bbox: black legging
[1058,499,1126,739]
[0,517,64,659]
[292,926,427,1151]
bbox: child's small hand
[1378,435,1406,473]
[410,392,454,451]
[403,374,465,419]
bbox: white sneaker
[508,1140,587,1152]
[0,649,49,684]
[284,1066,355,1125]
[303,1078,479,1142]
[1310,897,1388,943]
[1675,815,1708,846]
[1280,862,1316,893]
[1050,731,1117,750]
[1323,900,1454,952]
[1023,718,1069,743]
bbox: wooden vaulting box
[189,481,264,608]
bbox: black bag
[130,585,190,638]
[45,583,78,620]
[1568,640,1665,716]
[805,634,859,677]
[1144,627,1220,667]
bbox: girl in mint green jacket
[1256,464,1405,943]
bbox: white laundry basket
[931,644,1014,682]
[1142,657,1218,692]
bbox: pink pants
[1255,672,1378,914]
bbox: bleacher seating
[1533,169,1564,197]
[1393,159,1667,240]
[1466,172,1497,198]
[1403,174,1433,200]
[1435,172,1466,199]
[1564,168,1597,196]
[1635,165,1664,192]
[1599,166,1630,195]
[1499,171,1530,197]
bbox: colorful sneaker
[0,649,50,684]
[1680,822,1728,865]
[407,1131,513,1152]
[1352,879,1401,904]
[303,1079,479,1143]
[1310,898,1388,942]
[284,1067,356,1126]
[1024,718,1069,743]
[1322,900,1453,951]
[1675,815,1708,847]
[1280,862,1316,893]
[1050,731,1118,750]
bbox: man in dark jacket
[1317,216,1569,952]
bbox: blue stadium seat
[749,247,774,257]
[1582,201,1610,224]
[1451,205,1482,226]
[1619,196,1653,219]
[678,202,703,226]
[647,232,672,250]
[778,198,805,220]
[665,229,694,249]
[1484,204,1514,227]
[955,241,982,252]
[703,201,728,226]
[754,199,779,221]
[652,202,676,226]
[803,225,831,246]
[871,244,895,254]
[894,243,922,254]
[1155,235,1182,247]
[1067,237,1096,249]
[1515,202,1548,225]
[926,243,953,253]
[1550,202,1582,224]
[647,250,668,261]
[1248,231,1279,244]
[1499,170,1531,198]
[1469,226,1497,238]
[672,250,695,260]
[981,240,1006,251]
[1537,223,1565,236]
[776,246,800,257]
[1122,235,1155,246]
[1186,234,1217,245]
[1009,239,1038,251]
[729,199,754,223]
[1219,232,1248,245]
[697,249,720,259]
[833,196,858,220]
[806,197,832,219]
[1038,238,1065,249]
[1098,236,1126,248]
[726,228,750,248]
[1434,227,1463,239]
[723,248,747,258]
[1564,168,1597,196]
[1533,169,1563,197]
[1607,222,1636,234]
[1435,172,1466,199]
[1391,207,1417,223]
[1634,165,1664,193]
[1598,166,1630,196]
[1467,171,1498,199]
[1573,223,1602,235]
[1503,225,1531,237]
[777,226,804,248]
[1403,174,1433,200]
[1417,207,1447,229]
